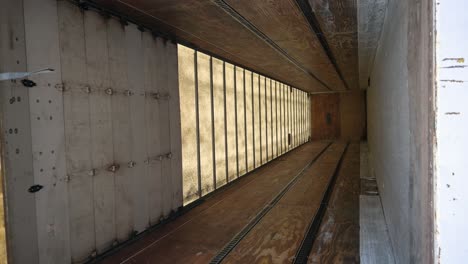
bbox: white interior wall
[0,1,182,263]
[368,0,436,263]
[367,0,410,263]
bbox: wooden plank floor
[222,142,347,263]
[98,141,361,264]
[99,141,331,263]
[308,143,360,263]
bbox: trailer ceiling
[89,0,359,93]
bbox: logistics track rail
[209,142,334,264]
[293,142,350,264]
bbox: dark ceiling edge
[70,0,327,93]
[212,0,333,92]
[72,0,344,94]
[294,0,350,91]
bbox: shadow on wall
[311,91,366,141]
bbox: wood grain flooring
[308,143,360,263]
[99,141,330,263]
[223,143,346,263]
[98,141,360,264]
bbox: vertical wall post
[223,62,229,184]
[209,57,217,189]
[251,72,256,168]
[234,67,239,178]
[265,77,268,161]
[258,75,262,163]
[194,51,201,197]
[243,70,248,172]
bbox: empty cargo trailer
[0,0,464,263]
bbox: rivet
[127,161,136,168]
[88,169,96,176]
[55,83,65,92]
[105,88,113,95]
[84,85,91,93]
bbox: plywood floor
[99,141,360,264]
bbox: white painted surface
[0,1,39,263]
[435,0,468,262]
[367,0,410,263]
[24,0,71,262]
[83,11,116,253]
[360,195,395,264]
[58,2,96,261]
[125,24,149,234]
[358,0,388,89]
[1,2,183,261]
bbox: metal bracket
[21,79,36,88]
[165,152,172,159]
[28,184,43,193]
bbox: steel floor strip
[209,141,334,264]
[293,142,350,264]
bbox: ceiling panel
[89,0,359,92]
[224,0,346,91]
[310,0,360,90]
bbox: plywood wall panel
[212,58,227,187]
[236,67,247,176]
[179,46,198,204]
[197,52,214,195]
[225,63,237,181]
[245,71,254,172]
[253,73,261,168]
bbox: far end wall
[310,91,366,141]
